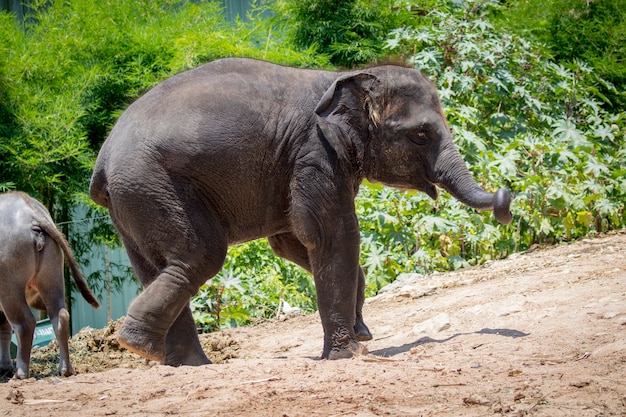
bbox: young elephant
[90,58,512,365]
[0,192,100,379]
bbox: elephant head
[315,66,512,224]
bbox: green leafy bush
[495,0,626,110]
[192,240,316,331]
[357,0,625,292]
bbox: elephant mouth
[373,176,439,200]
[396,179,439,200]
[423,182,439,200]
[400,179,438,200]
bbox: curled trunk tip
[493,188,513,224]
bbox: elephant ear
[314,72,380,162]
[315,72,378,117]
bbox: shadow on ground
[370,328,529,357]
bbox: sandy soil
[2,230,625,416]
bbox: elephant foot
[164,349,212,367]
[58,363,75,377]
[323,332,368,360]
[326,340,368,360]
[354,319,373,341]
[14,366,29,380]
[163,307,212,367]
[117,316,165,363]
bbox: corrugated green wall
[70,246,141,334]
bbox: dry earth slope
[2,230,625,416]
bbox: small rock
[413,313,451,336]
[379,273,424,293]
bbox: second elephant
[0,192,100,379]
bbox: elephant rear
[0,192,99,379]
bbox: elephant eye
[409,129,430,146]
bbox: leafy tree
[495,0,626,110]
[270,0,409,67]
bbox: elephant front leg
[318,297,363,358]
[313,253,367,359]
[268,232,373,343]
[306,222,367,359]
[290,171,369,359]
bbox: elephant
[0,192,100,379]
[89,58,512,365]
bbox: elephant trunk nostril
[492,188,513,225]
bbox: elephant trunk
[433,144,512,225]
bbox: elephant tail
[43,219,101,309]
[89,161,110,209]
[22,194,101,309]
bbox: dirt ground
[2,230,625,416]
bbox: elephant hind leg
[2,302,36,379]
[33,291,74,376]
[268,232,373,341]
[111,200,227,364]
[164,307,211,366]
[0,314,13,376]
[117,315,165,362]
[117,259,222,363]
[31,246,75,377]
[120,241,211,366]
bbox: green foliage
[356,0,625,290]
[495,0,626,110]
[191,239,316,331]
[271,0,408,67]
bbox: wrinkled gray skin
[90,58,512,364]
[0,192,100,379]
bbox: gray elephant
[90,58,512,365]
[0,192,100,379]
